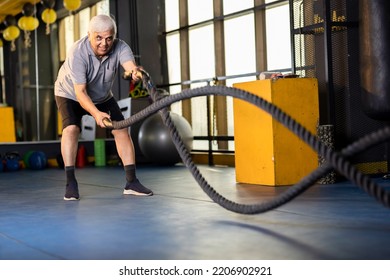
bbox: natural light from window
[164,0,292,152]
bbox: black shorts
[55,96,124,130]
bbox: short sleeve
[117,39,135,65]
[68,44,88,85]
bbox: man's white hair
[88,14,117,36]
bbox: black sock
[65,166,77,184]
[124,164,136,183]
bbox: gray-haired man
[55,14,153,200]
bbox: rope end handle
[102,117,114,129]
[123,67,150,81]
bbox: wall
[109,0,167,101]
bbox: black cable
[103,71,390,214]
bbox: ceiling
[0,0,41,24]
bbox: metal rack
[289,0,387,174]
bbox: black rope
[103,71,390,214]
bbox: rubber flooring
[1,164,390,260]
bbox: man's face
[88,30,115,57]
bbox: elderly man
[55,14,153,200]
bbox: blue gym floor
[1,164,390,260]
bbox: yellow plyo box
[0,106,16,142]
[233,78,319,186]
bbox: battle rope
[103,71,390,214]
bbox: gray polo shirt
[54,36,135,104]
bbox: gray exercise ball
[138,112,193,165]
